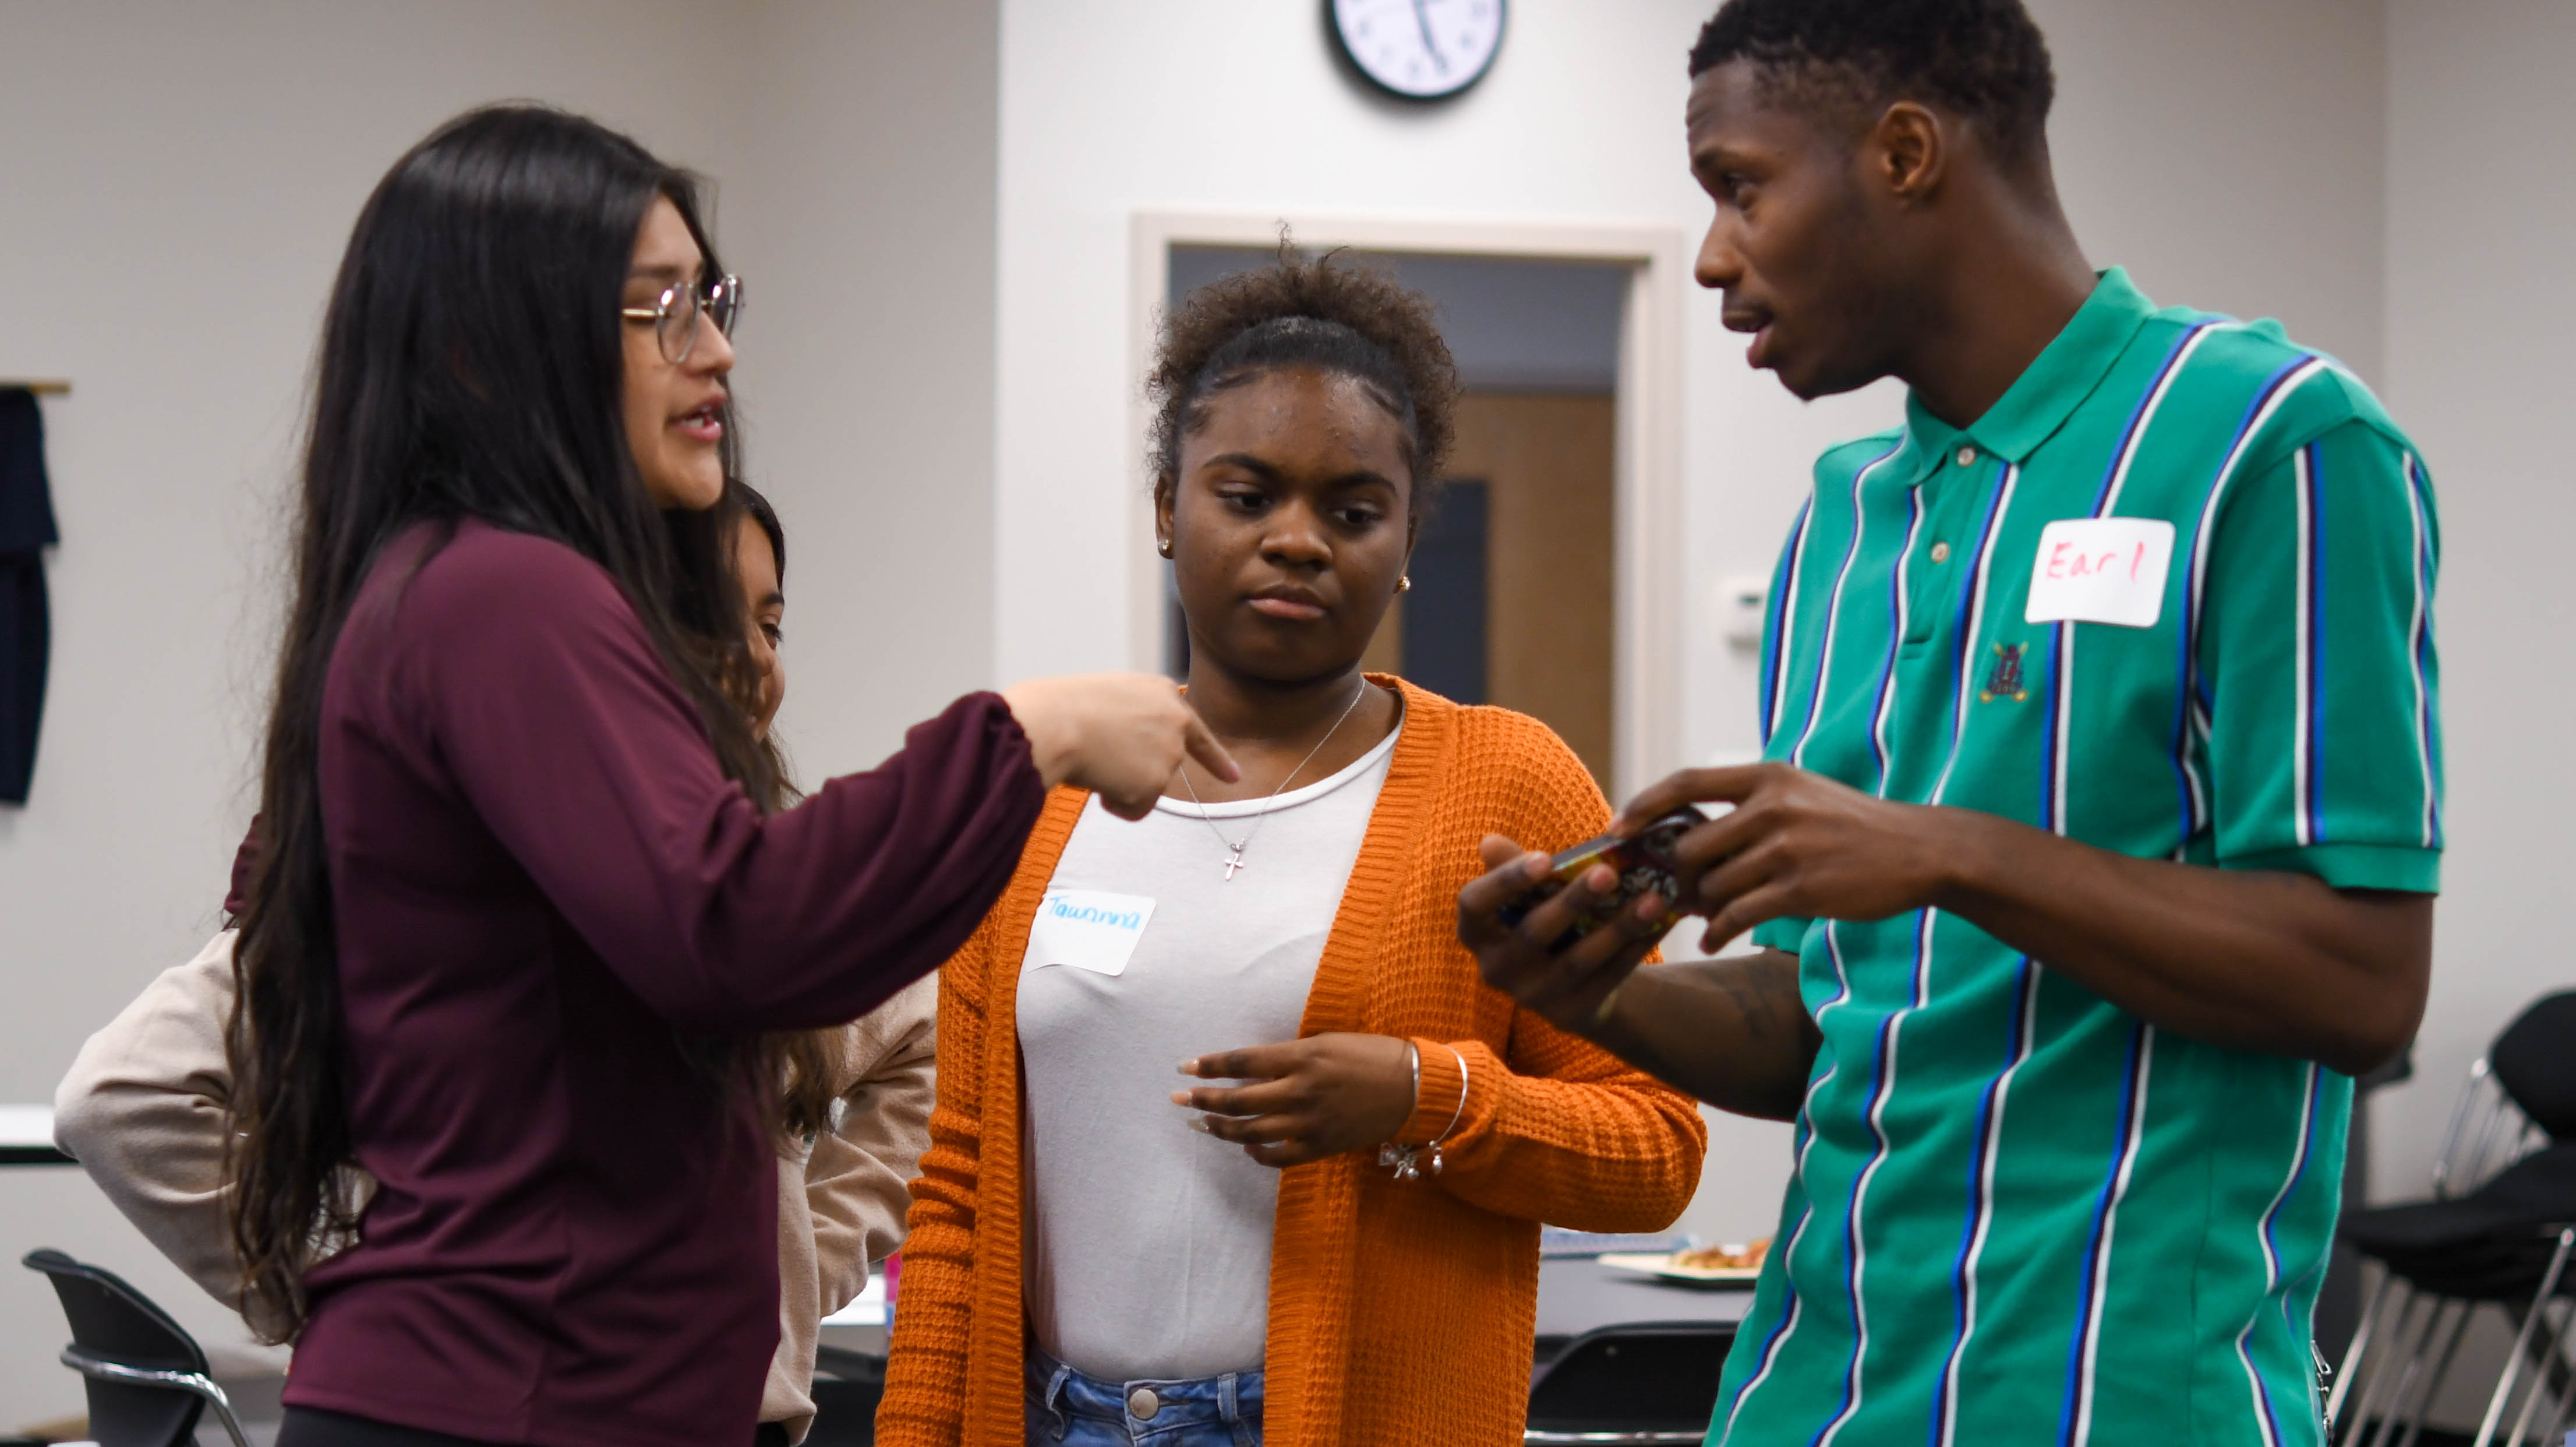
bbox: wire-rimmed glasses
[621,274,743,365]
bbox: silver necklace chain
[1174,678,1369,881]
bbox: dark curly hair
[1689,0,2056,163]
[1148,247,1460,516]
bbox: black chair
[2330,993,2576,1447]
[1524,1320,1734,1446]
[22,1248,250,1447]
[803,1345,883,1446]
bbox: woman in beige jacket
[53,483,928,1446]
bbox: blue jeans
[1024,1342,1263,1447]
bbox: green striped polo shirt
[1714,268,2443,1447]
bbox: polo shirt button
[1930,542,1952,564]
[1956,445,1978,468]
[1128,1387,1161,1421]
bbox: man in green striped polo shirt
[1460,2,2441,1444]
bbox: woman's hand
[1172,1033,1418,1169]
[1000,673,1238,819]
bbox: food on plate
[1672,1238,1770,1272]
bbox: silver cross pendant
[1221,846,1247,881]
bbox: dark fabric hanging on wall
[0,387,59,805]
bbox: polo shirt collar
[1903,267,2157,467]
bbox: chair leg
[195,1389,254,1447]
[2362,1290,2441,1447]
[2393,1299,2473,1447]
[2332,1272,2397,1435]
[2539,1350,2576,1447]
[2533,1300,2576,1412]
[2473,1227,2576,1447]
[2354,1288,2428,1447]
[2504,1288,2576,1447]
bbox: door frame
[1129,210,1691,799]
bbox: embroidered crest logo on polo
[1981,642,2031,703]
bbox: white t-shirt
[1016,715,1402,1383]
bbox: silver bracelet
[1379,1044,1469,1183]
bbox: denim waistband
[1024,1342,1263,1445]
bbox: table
[0,1103,71,1166]
[1534,1255,1755,1361]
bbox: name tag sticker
[2024,518,2175,629]
[1023,890,1156,978]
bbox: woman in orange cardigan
[879,254,1706,1447]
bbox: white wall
[991,0,2393,1246]
[2038,0,2386,382]
[725,1,1001,782]
[2377,0,2576,1203]
[2377,1,2576,1423]
[0,1,999,1423]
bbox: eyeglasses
[621,274,743,365]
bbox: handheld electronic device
[1495,805,1708,949]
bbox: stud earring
[1397,575,1412,593]
[1158,540,1174,558]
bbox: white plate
[1598,1250,1764,1288]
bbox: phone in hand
[1494,806,1708,950]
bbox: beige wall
[0,1,999,1421]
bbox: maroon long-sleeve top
[277,519,1043,1446]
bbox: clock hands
[1409,0,1448,73]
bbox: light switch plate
[1718,574,1768,649]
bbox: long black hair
[226,104,774,1339]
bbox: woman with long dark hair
[60,480,931,1447]
[228,105,1227,1447]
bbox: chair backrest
[2490,992,2576,1140]
[2429,1060,2542,1201]
[23,1248,211,1447]
[1525,1319,1735,1437]
[805,1346,884,1446]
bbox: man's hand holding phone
[1457,833,1676,1038]
[1461,762,1948,1038]
[1615,762,1953,952]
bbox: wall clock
[1328,0,1506,102]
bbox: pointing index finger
[1182,709,1241,784]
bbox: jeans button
[1127,1386,1161,1421]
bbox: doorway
[1143,221,1684,797]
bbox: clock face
[1330,0,1506,101]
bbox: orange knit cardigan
[878,679,1708,1447]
